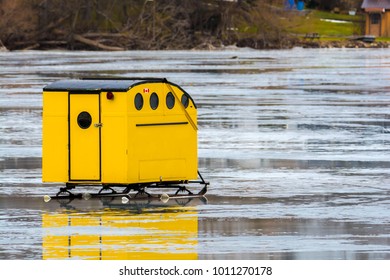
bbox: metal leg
[54,185,82,199]
[134,187,152,198]
[98,185,117,195]
[175,186,194,196]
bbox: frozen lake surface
[0,48,389,259]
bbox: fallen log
[39,40,68,46]
[23,43,40,50]
[82,33,127,38]
[73,34,125,51]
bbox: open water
[0,48,389,260]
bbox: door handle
[94,123,103,128]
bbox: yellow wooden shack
[42,78,202,196]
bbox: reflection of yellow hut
[42,207,198,260]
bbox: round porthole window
[181,94,189,108]
[150,92,159,110]
[166,92,175,109]
[77,111,92,129]
[135,93,143,110]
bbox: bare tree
[0,0,290,50]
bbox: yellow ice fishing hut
[42,78,201,193]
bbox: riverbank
[296,39,390,49]
[2,1,379,52]
[194,37,390,51]
[2,36,389,52]
[2,40,389,52]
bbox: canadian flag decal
[143,88,150,93]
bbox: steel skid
[44,171,209,203]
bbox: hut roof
[362,0,390,9]
[44,78,166,92]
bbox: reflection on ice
[42,206,199,260]
[199,214,390,260]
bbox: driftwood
[82,33,126,38]
[23,43,40,50]
[39,40,67,45]
[72,34,125,51]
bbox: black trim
[68,179,102,182]
[82,77,166,82]
[136,122,188,127]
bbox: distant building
[362,0,390,37]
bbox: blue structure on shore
[285,0,304,11]
[297,0,304,10]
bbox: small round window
[181,94,189,108]
[135,93,143,110]
[150,92,159,110]
[77,111,92,129]
[166,92,175,109]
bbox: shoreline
[296,39,390,49]
[1,38,389,52]
[178,39,390,51]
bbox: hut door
[369,13,381,37]
[69,93,101,181]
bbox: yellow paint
[42,80,198,186]
[101,91,127,183]
[42,92,68,183]
[42,207,198,260]
[42,235,69,259]
[127,83,197,184]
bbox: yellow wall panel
[42,92,68,182]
